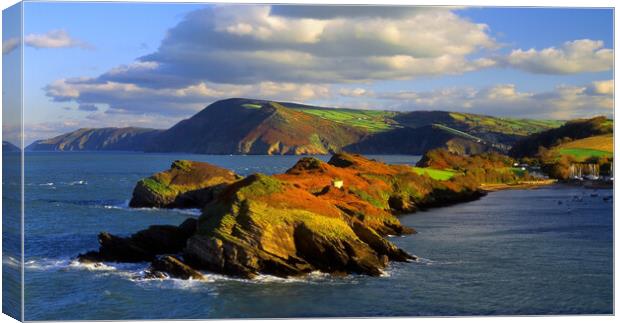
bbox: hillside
[146,99,368,154]
[2,141,20,153]
[553,134,613,161]
[344,125,490,155]
[395,111,563,147]
[28,98,566,155]
[509,116,613,158]
[27,127,162,151]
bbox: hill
[509,116,613,158]
[146,99,368,154]
[2,141,20,153]
[28,98,566,155]
[27,127,162,151]
[344,125,490,155]
[395,111,563,147]
[553,134,613,161]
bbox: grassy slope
[411,167,455,180]
[449,112,564,136]
[296,108,397,133]
[553,134,613,161]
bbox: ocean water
[10,152,613,320]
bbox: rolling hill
[553,134,613,161]
[145,99,368,154]
[27,98,567,155]
[27,127,162,151]
[509,116,613,158]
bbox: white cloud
[3,29,92,55]
[586,80,613,95]
[2,37,20,55]
[45,78,331,116]
[105,5,497,87]
[24,29,92,49]
[503,39,612,74]
[374,80,612,119]
[338,87,372,97]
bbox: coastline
[479,179,557,192]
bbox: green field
[296,108,397,132]
[449,112,564,136]
[558,148,613,160]
[411,167,455,180]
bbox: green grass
[558,148,613,160]
[411,167,455,180]
[296,108,396,132]
[242,103,263,109]
[449,112,564,136]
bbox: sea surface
[6,152,613,320]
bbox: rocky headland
[78,151,536,280]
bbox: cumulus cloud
[95,5,497,87]
[502,39,612,74]
[3,29,92,55]
[372,80,613,119]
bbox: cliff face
[26,127,161,151]
[146,99,367,155]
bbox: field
[556,134,613,152]
[411,167,455,180]
[296,108,397,133]
[449,112,564,136]
[557,148,613,160]
[554,134,613,161]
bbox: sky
[2,3,614,144]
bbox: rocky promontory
[79,153,493,279]
[129,160,240,208]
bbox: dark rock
[146,256,205,280]
[77,218,197,263]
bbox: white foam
[101,201,201,216]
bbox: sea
[2,152,613,320]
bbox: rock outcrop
[145,255,205,280]
[80,153,490,279]
[129,160,240,208]
[77,218,197,263]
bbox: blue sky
[2,3,613,143]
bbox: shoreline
[480,179,557,192]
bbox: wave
[67,180,88,186]
[101,202,202,216]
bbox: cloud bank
[39,5,613,126]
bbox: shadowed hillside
[27,127,162,151]
[27,98,566,155]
